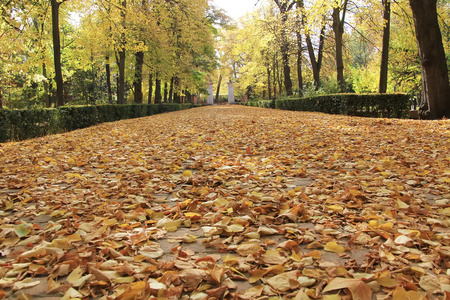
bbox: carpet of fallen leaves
[0,106,449,300]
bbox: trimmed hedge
[0,103,196,143]
[248,94,410,119]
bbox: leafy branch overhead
[0,106,449,299]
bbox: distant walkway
[0,106,449,299]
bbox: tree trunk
[117,0,127,104]
[106,56,113,103]
[169,77,174,103]
[164,82,168,102]
[296,29,303,96]
[267,67,272,100]
[215,74,222,103]
[409,0,450,119]
[148,73,153,103]
[43,62,50,107]
[51,0,64,107]
[332,1,348,93]
[155,76,162,103]
[379,0,391,93]
[280,11,293,96]
[133,51,144,104]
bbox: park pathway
[0,105,449,299]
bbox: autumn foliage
[0,106,449,299]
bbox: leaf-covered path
[0,106,449,299]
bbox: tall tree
[273,0,295,96]
[379,0,391,93]
[51,0,67,107]
[298,0,325,90]
[332,0,348,93]
[117,0,127,104]
[409,0,450,119]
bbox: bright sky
[212,0,261,20]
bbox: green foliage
[247,94,410,119]
[0,104,196,143]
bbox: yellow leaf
[182,170,192,177]
[324,242,346,253]
[377,276,399,288]
[184,212,201,218]
[326,205,344,214]
[397,199,409,209]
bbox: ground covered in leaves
[0,106,449,300]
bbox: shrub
[274,93,410,118]
[0,103,195,143]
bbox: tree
[273,0,295,96]
[379,0,390,93]
[117,0,127,105]
[409,0,450,119]
[332,0,348,93]
[51,0,68,107]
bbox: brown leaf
[323,277,372,300]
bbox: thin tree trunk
[296,29,303,96]
[106,56,113,103]
[332,0,348,93]
[410,0,450,119]
[118,0,127,104]
[148,73,153,103]
[133,51,144,104]
[169,77,174,103]
[0,84,3,108]
[155,76,162,103]
[51,0,64,107]
[379,0,391,93]
[267,67,272,100]
[164,82,168,102]
[215,74,222,103]
[43,62,50,107]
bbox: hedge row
[247,94,410,119]
[0,103,196,143]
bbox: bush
[0,103,195,143]
[273,93,410,118]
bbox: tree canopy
[1,0,449,118]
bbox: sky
[212,0,261,20]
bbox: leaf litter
[0,106,449,299]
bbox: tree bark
[273,0,295,96]
[215,74,222,103]
[43,62,50,107]
[133,51,144,104]
[164,82,168,102]
[267,67,272,100]
[410,0,450,119]
[117,0,127,104]
[379,0,391,93]
[155,76,162,104]
[51,0,64,107]
[169,77,174,103]
[296,29,303,96]
[148,73,153,104]
[332,1,348,93]
[106,55,113,103]
[298,0,324,90]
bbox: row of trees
[0,0,224,109]
[217,0,450,119]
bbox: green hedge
[248,94,410,118]
[0,103,195,143]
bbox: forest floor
[0,105,449,300]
